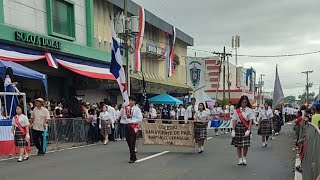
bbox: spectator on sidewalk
[30,98,50,156]
[88,108,98,144]
[161,104,170,124]
[177,104,186,124]
[311,104,320,129]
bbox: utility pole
[301,70,313,103]
[227,56,231,101]
[223,46,226,100]
[212,49,232,101]
[259,74,266,105]
[232,35,240,66]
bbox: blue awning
[0,60,48,95]
[149,94,183,105]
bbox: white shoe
[275,133,279,136]
[226,131,229,134]
[215,132,219,136]
[17,157,23,162]
[135,148,138,153]
[262,143,265,147]
[272,137,275,140]
[104,140,108,145]
[242,157,247,165]
[238,158,243,165]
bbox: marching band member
[177,104,186,124]
[123,96,143,163]
[231,95,254,166]
[194,103,210,153]
[185,98,198,123]
[258,102,273,147]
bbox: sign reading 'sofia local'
[186,57,205,90]
[15,31,62,50]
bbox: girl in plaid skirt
[258,102,274,147]
[194,103,210,153]
[99,105,112,145]
[11,106,30,162]
[231,95,255,166]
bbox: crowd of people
[11,92,320,167]
[293,104,320,174]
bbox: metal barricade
[301,123,320,180]
[47,118,89,151]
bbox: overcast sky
[133,0,320,98]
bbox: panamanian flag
[0,119,16,155]
[110,23,129,104]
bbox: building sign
[141,120,195,147]
[15,31,62,50]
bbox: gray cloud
[133,0,320,98]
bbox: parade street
[0,124,295,180]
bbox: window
[47,0,75,41]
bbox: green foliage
[173,54,180,65]
[217,99,229,106]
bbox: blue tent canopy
[0,60,48,95]
[148,94,183,105]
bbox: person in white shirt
[177,104,186,124]
[106,103,116,141]
[114,105,121,141]
[194,103,211,153]
[11,106,30,162]
[170,105,176,120]
[231,95,255,166]
[124,96,143,163]
[184,98,198,123]
[99,105,112,145]
[258,103,274,147]
[148,104,157,123]
[273,109,281,135]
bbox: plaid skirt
[100,121,111,135]
[231,123,250,148]
[14,127,28,148]
[258,119,272,136]
[273,116,280,132]
[194,123,207,141]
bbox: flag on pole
[168,26,176,77]
[134,6,145,72]
[272,65,284,110]
[110,24,129,104]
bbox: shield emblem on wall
[190,65,201,87]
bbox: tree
[284,96,296,105]
[298,92,315,103]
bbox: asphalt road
[0,124,296,180]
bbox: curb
[294,155,302,180]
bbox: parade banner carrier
[208,113,233,129]
[141,120,195,147]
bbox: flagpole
[124,0,130,96]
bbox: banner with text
[141,120,195,147]
[208,113,233,129]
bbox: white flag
[272,65,284,110]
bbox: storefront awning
[53,54,115,80]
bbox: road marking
[207,137,213,140]
[136,151,170,163]
[0,144,98,162]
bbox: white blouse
[12,114,29,127]
[259,107,273,120]
[99,111,111,122]
[232,107,255,122]
[195,110,210,122]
